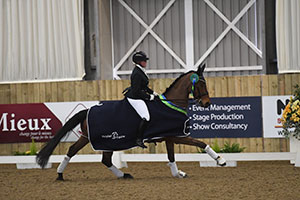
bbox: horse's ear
[197,63,206,75]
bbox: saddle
[87,98,190,151]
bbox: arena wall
[1,73,299,155]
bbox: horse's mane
[163,70,195,95]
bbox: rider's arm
[146,86,154,95]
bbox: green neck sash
[159,94,187,115]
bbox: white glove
[149,94,155,101]
[153,91,159,96]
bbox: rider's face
[140,61,147,68]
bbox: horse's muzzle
[203,101,210,108]
[197,99,211,108]
[200,101,210,108]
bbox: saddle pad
[87,99,190,151]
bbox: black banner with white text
[188,97,262,138]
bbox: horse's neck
[166,94,189,108]
[164,81,190,108]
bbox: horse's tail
[36,109,88,168]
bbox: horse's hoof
[176,170,187,178]
[217,156,226,167]
[123,173,134,179]
[56,173,64,181]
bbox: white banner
[262,95,291,138]
[45,101,98,142]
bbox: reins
[159,94,188,115]
[156,97,201,104]
[157,94,204,115]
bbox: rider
[123,51,158,148]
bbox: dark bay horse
[36,64,226,180]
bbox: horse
[36,64,226,180]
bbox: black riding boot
[136,118,148,148]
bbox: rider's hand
[153,91,159,96]
[150,94,155,101]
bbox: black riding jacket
[124,65,154,100]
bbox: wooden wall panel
[1,73,300,155]
[0,84,11,104]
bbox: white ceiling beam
[116,65,262,75]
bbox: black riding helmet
[132,51,149,64]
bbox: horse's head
[189,64,211,108]
[163,64,211,109]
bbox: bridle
[190,74,209,102]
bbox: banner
[262,95,290,138]
[188,97,262,138]
[0,101,98,143]
[1,96,287,143]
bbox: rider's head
[132,51,149,67]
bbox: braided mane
[163,71,195,95]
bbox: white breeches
[127,98,150,121]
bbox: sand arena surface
[0,161,300,200]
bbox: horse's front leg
[102,151,133,179]
[171,137,226,166]
[165,140,187,178]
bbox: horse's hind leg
[56,136,89,180]
[102,152,133,179]
[56,120,89,181]
[165,140,187,178]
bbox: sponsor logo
[0,104,62,143]
[275,98,290,128]
[277,99,290,115]
[101,132,125,140]
[0,113,51,132]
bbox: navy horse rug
[87,97,190,151]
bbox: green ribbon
[159,95,187,115]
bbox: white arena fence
[0,152,299,169]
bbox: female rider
[124,51,158,148]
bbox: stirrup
[136,139,147,149]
